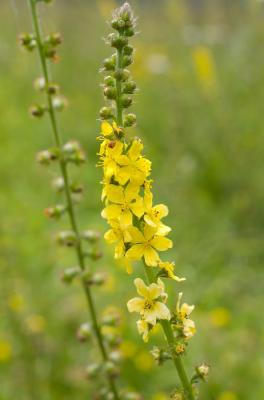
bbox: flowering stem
[28,1,120,398]
[144,264,195,400]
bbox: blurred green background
[1,0,264,399]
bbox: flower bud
[109,350,122,363]
[195,363,210,381]
[104,76,115,87]
[18,33,36,51]
[61,267,80,284]
[123,45,134,56]
[56,231,77,247]
[34,77,46,91]
[124,27,135,37]
[124,113,136,127]
[36,149,59,165]
[104,87,117,100]
[70,182,84,194]
[122,81,136,94]
[109,33,128,49]
[52,177,64,192]
[150,346,171,365]
[170,391,183,400]
[113,68,130,81]
[122,55,133,68]
[111,18,125,32]
[45,32,62,46]
[44,204,66,219]
[82,230,101,243]
[47,83,59,95]
[85,363,101,379]
[85,249,103,261]
[174,343,186,355]
[76,322,93,342]
[103,56,116,71]
[100,106,114,120]
[103,361,119,378]
[29,104,46,118]
[52,96,68,111]
[120,95,132,108]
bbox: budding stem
[144,264,195,400]
[115,45,124,126]
[28,1,120,398]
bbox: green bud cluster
[100,2,137,128]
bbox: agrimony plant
[98,3,209,399]
[20,1,125,398]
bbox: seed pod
[61,267,80,284]
[123,81,136,94]
[120,95,132,108]
[56,230,77,247]
[76,322,93,342]
[104,87,117,100]
[29,104,46,118]
[100,106,114,120]
[124,113,137,127]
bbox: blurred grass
[1,0,264,399]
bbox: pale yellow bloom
[136,319,150,342]
[104,219,132,259]
[144,188,171,235]
[158,261,186,282]
[102,183,144,226]
[176,292,196,339]
[98,140,124,180]
[126,225,173,266]
[115,139,151,185]
[127,278,171,326]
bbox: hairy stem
[115,42,124,126]
[144,264,195,400]
[28,1,120,398]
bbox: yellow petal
[120,210,133,226]
[151,236,173,251]
[125,183,140,203]
[114,240,125,259]
[126,244,145,261]
[101,204,121,220]
[105,184,124,203]
[128,226,145,243]
[104,228,119,243]
[127,297,145,313]
[128,140,143,161]
[137,319,149,342]
[152,204,169,218]
[144,246,160,267]
[134,278,149,298]
[130,198,145,219]
[101,121,113,137]
[153,302,171,321]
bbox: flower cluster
[98,3,207,399]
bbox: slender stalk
[28,1,120,398]
[115,45,124,126]
[144,265,195,400]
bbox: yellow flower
[115,139,151,185]
[0,339,12,363]
[136,319,150,342]
[176,292,196,339]
[101,121,114,137]
[102,183,144,226]
[104,219,132,259]
[209,307,231,328]
[127,278,171,326]
[143,188,171,235]
[98,139,124,180]
[126,225,173,266]
[134,349,154,371]
[158,261,185,282]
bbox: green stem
[115,42,123,126]
[144,264,195,400]
[28,1,120,398]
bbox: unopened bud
[44,204,66,219]
[56,230,77,247]
[123,81,136,94]
[52,96,68,111]
[120,95,132,108]
[82,230,100,243]
[29,104,46,118]
[100,106,114,120]
[122,55,133,68]
[124,113,136,127]
[85,363,101,379]
[123,45,134,56]
[150,346,171,365]
[113,68,130,81]
[196,363,210,381]
[77,322,92,342]
[103,361,119,378]
[109,33,128,49]
[34,77,46,91]
[124,27,135,37]
[103,56,116,71]
[36,149,59,165]
[19,33,36,51]
[52,176,64,192]
[70,182,84,194]
[174,343,186,355]
[47,83,59,95]
[104,76,115,87]
[104,87,117,100]
[61,267,80,284]
[85,249,103,261]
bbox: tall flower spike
[98,3,208,399]
[23,1,122,399]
